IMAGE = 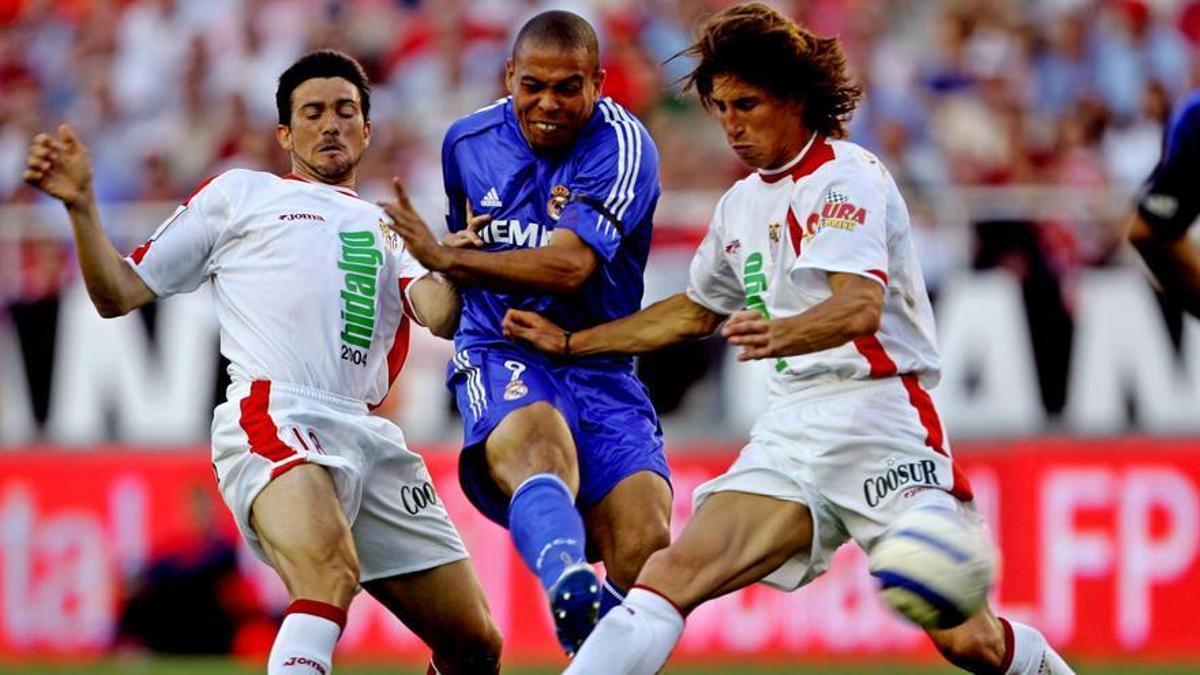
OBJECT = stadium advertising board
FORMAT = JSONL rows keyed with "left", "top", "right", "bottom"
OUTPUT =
{"left": 1, "top": 440, "right": 1198, "bottom": 663}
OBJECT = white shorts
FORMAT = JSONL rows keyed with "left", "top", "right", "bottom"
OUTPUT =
{"left": 693, "top": 375, "right": 974, "bottom": 591}
{"left": 211, "top": 380, "right": 468, "bottom": 582}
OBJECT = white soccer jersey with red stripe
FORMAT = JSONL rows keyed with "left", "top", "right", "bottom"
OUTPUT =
{"left": 687, "top": 135, "right": 941, "bottom": 402}
{"left": 126, "top": 169, "right": 428, "bottom": 407}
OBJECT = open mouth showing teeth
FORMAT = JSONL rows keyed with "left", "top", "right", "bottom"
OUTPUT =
{"left": 532, "top": 122, "right": 562, "bottom": 132}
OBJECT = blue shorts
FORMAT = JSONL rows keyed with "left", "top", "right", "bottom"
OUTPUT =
{"left": 447, "top": 343, "right": 670, "bottom": 527}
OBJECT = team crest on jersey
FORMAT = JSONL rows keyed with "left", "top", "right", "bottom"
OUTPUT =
{"left": 547, "top": 184, "right": 571, "bottom": 221}
{"left": 768, "top": 222, "right": 782, "bottom": 260}
{"left": 377, "top": 218, "right": 401, "bottom": 252}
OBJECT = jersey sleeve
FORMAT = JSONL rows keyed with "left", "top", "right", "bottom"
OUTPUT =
{"left": 395, "top": 244, "right": 431, "bottom": 325}
{"left": 789, "top": 170, "right": 889, "bottom": 291}
{"left": 555, "top": 104, "right": 661, "bottom": 261}
{"left": 441, "top": 132, "right": 469, "bottom": 233}
{"left": 1137, "top": 99, "right": 1200, "bottom": 240}
{"left": 125, "top": 176, "right": 228, "bottom": 297}
{"left": 685, "top": 196, "right": 744, "bottom": 315}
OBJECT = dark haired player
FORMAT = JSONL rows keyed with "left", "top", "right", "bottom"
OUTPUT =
{"left": 500, "top": 5, "right": 1072, "bottom": 673}
{"left": 23, "top": 49, "right": 501, "bottom": 675}
{"left": 1128, "top": 92, "right": 1200, "bottom": 317}
{"left": 380, "top": 10, "right": 671, "bottom": 656}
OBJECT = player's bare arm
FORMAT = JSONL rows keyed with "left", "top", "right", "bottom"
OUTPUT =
{"left": 503, "top": 292, "right": 725, "bottom": 357}
{"left": 407, "top": 273, "right": 461, "bottom": 339}
{"left": 22, "top": 124, "right": 155, "bottom": 317}
{"left": 723, "top": 273, "right": 883, "bottom": 362}
{"left": 380, "top": 178, "right": 598, "bottom": 293}
{"left": 1127, "top": 213, "right": 1200, "bottom": 317}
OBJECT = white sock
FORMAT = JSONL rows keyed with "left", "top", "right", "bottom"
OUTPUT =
{"left": 565, "top": 587, "right": 685, "bottom": 675}
{"left": 1002, "top": 618, "right": 1075, "bottom": 675}
{"left": 268, "top": 604, "right": 344, "bottom": 675}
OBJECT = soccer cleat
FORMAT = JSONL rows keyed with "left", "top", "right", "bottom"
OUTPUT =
{"left": 548, "top": 562, "right": 601, "bottom": 656}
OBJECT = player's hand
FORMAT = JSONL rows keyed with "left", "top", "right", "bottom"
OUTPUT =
{"left": 502, "top": 309, "right": 568, "bottom": 355}
{"left": 443, "top": 200, "right": 491, "bottom": 249}
{"left": 721, "top": 310, "right": 779, "bottom": 361}
{"left": 22, "top": 124, "right": 94, "bottom": 208}
{"left": 379, "top": 177, "right": 449, "bottom": 270}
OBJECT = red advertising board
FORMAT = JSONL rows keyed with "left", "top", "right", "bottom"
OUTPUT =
{"left": 1, "top": 439, "right": 1199, "bottom": 664}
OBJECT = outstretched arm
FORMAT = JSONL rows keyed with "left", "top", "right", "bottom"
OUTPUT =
{"left": 379, "top": 178, "right": 597, "bottom": 293}
{"left": 503, "top": 292, "right": 726, "bottom": 357}
{"left": 723, "top": 273, "right": 883, "bottom": 361}
{"left": 23, "top": 125, "right": 154, "bottom": 317}
{"left": 1127, "top": 214, "right": 1200, "bottom": 317}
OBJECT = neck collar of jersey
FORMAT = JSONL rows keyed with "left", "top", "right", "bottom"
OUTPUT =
{"left": 756, "top": 132, "right": 826, "bottom": 184}
{"left": 281, "top": 172, "right": 360, "bottom": 198}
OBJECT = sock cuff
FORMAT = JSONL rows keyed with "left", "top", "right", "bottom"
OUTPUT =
{"left": 511, "top": 472, "right": 574, "bottom": 503}
{"left": 286, "top": 599, "right": 348, "bottom": 631}
{"left": 630, "top": 585, "right": 687, "bottom": 621}
{"left": 603, "top": 577, "right": 628, "bottom": 600}
{"left": 997, "top": 616, "right": 1015, "bottom": 673}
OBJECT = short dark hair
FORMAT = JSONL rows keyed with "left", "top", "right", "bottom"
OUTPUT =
{"left": 512, "top": 10, "right": 600, "bottom": 69}
{"left": 275, "top": 49, "right": 371, "bottom": 125}
{"left": 681, "top": 3, "right": 862, "bottom": 139}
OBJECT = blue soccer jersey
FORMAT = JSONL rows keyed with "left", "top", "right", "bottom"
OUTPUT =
{"left": 1138, "top": 92, "right": 1200, "bottom": 239}
{"left": 441, "top": 96, "right": 669, "bottom": 526}
{"left": 442, "top": 96, "right": 661, "bottom": 366}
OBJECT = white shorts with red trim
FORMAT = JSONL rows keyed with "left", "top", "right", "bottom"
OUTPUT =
{"left": 211, "top": 380, "right": 467, "bottom": 582}
{"left": 692, "top": 375, "right": 974, "bottom": 592}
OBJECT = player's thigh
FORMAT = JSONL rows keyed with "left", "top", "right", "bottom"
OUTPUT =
{"left": 362, "top": 560, "right": 502, "bottom": 662}
{"left": 250, "top": 463, "right": 358, "bottom": 598}
{"left": 641, "top": 490, "right": 813, "bottom": 612}
{"left": 584, "top": 470, "right": 672, "bottom": 585}
{"left": 485, "top": 400, "right": 579, "bottom": 494}
{"left": 925, "top": 604, "right": 1007, "bottom": 671}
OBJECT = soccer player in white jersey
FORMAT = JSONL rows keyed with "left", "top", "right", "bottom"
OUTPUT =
{"left": 22, "top": 50, "right": 502, "bottom": 674}
{"left": 502, "top": 5, "right": 1072, "bottom": 674}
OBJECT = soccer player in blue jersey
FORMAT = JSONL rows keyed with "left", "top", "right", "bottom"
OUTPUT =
{"left": 380, "top": 10, "right": 671, "bottom": 655}
{"left": 1128, "top": 91, "right": 1200, "bottom": 317}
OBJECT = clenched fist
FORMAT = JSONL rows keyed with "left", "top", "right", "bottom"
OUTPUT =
{"left": 22, "top": 124, "right": 94, "bottom": 208}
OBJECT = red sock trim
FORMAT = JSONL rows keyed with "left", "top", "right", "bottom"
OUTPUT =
{"left": 632, "top": 584, "right": 688, "bottom": 619}
{"left": 286, "top": 599, "right": 348, "bottom": 632}
{"left": 997, "top": 617, "right": 1015, "bottom": 673}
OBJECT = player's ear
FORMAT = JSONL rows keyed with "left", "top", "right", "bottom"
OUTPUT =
{"left": 362, "top": 120, "right": 372, "bottom": 148}
{"left": 504, "top": 58, "right": 516, "bottom": 94}
{"left": 592, "top": 67, "right": 606, "bottom": 97}
{"left": 276, "top": 124, "right": 292, "bottom": 152}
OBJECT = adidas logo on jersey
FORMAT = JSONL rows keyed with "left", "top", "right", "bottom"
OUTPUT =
{"left": 481, "top": 187, "right": 503, "bottom": 208}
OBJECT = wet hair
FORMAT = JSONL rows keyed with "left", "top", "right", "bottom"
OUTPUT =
{"left": 276, "top": 49, "right": 371, "bottom": 125}
{"left": 512, "top": 10, "right": 600, "bottom": 70}
{"left": 681, "top": 2, "right": 862, "bottom": 138}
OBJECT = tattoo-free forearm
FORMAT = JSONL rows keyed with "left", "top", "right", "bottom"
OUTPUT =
{"left": 436, "top": 245, "right": 592, "bottom": 293}
{"left": 768, "top": 279, "right": 882, "bottom": 356}
{"left": 66, "top": 192, "right": 155, "bottom": 317}
{"left": 570, "top": 292, "right": 725, "bottom": 356}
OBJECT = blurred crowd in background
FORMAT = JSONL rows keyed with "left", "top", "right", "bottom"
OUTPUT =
{"left": 2, "top": 0, "right": 1199, "bottom": 427}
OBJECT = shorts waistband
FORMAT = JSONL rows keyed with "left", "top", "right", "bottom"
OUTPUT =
{"left": 769, "top": 375, "right": 904, "bottom": 409}
{"left": 227, "top": 380, "right": 368, "bottom": 415}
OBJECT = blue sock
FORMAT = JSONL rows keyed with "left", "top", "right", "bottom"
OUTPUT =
{"left": 508, "top": 473, "right": 587, "bottom": 592}
{"left": 599, "top": 577, "right": 627, "bottom": 617}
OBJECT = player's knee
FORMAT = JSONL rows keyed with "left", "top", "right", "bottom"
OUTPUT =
{"left": 276, "top": 534, "right": 360, "bottom": 603}
{"left": 607, "top": 523, "right": 671, "bottom": 588}
{"left": 640, "top": 543, "right": 699, "bottom": 584}
{"left": 434, "top": 616, "right": 503, "bottom": 673}
{"left": 927, "top": 616, "right": 1006, "bottom": 672}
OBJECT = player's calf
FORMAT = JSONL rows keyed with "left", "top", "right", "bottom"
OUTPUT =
{"left": 428, "top": 623, "right": 503, "bottom": 674}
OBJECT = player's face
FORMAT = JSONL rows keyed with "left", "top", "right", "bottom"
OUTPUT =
{"left": 506, "top": 44, "right": 604, "bottom": 153}
{"left": 707, "top": 75, "right": 809, "bottom": 170}
{"left": 276, "top": 77, "right": 371, "bottom": 185}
